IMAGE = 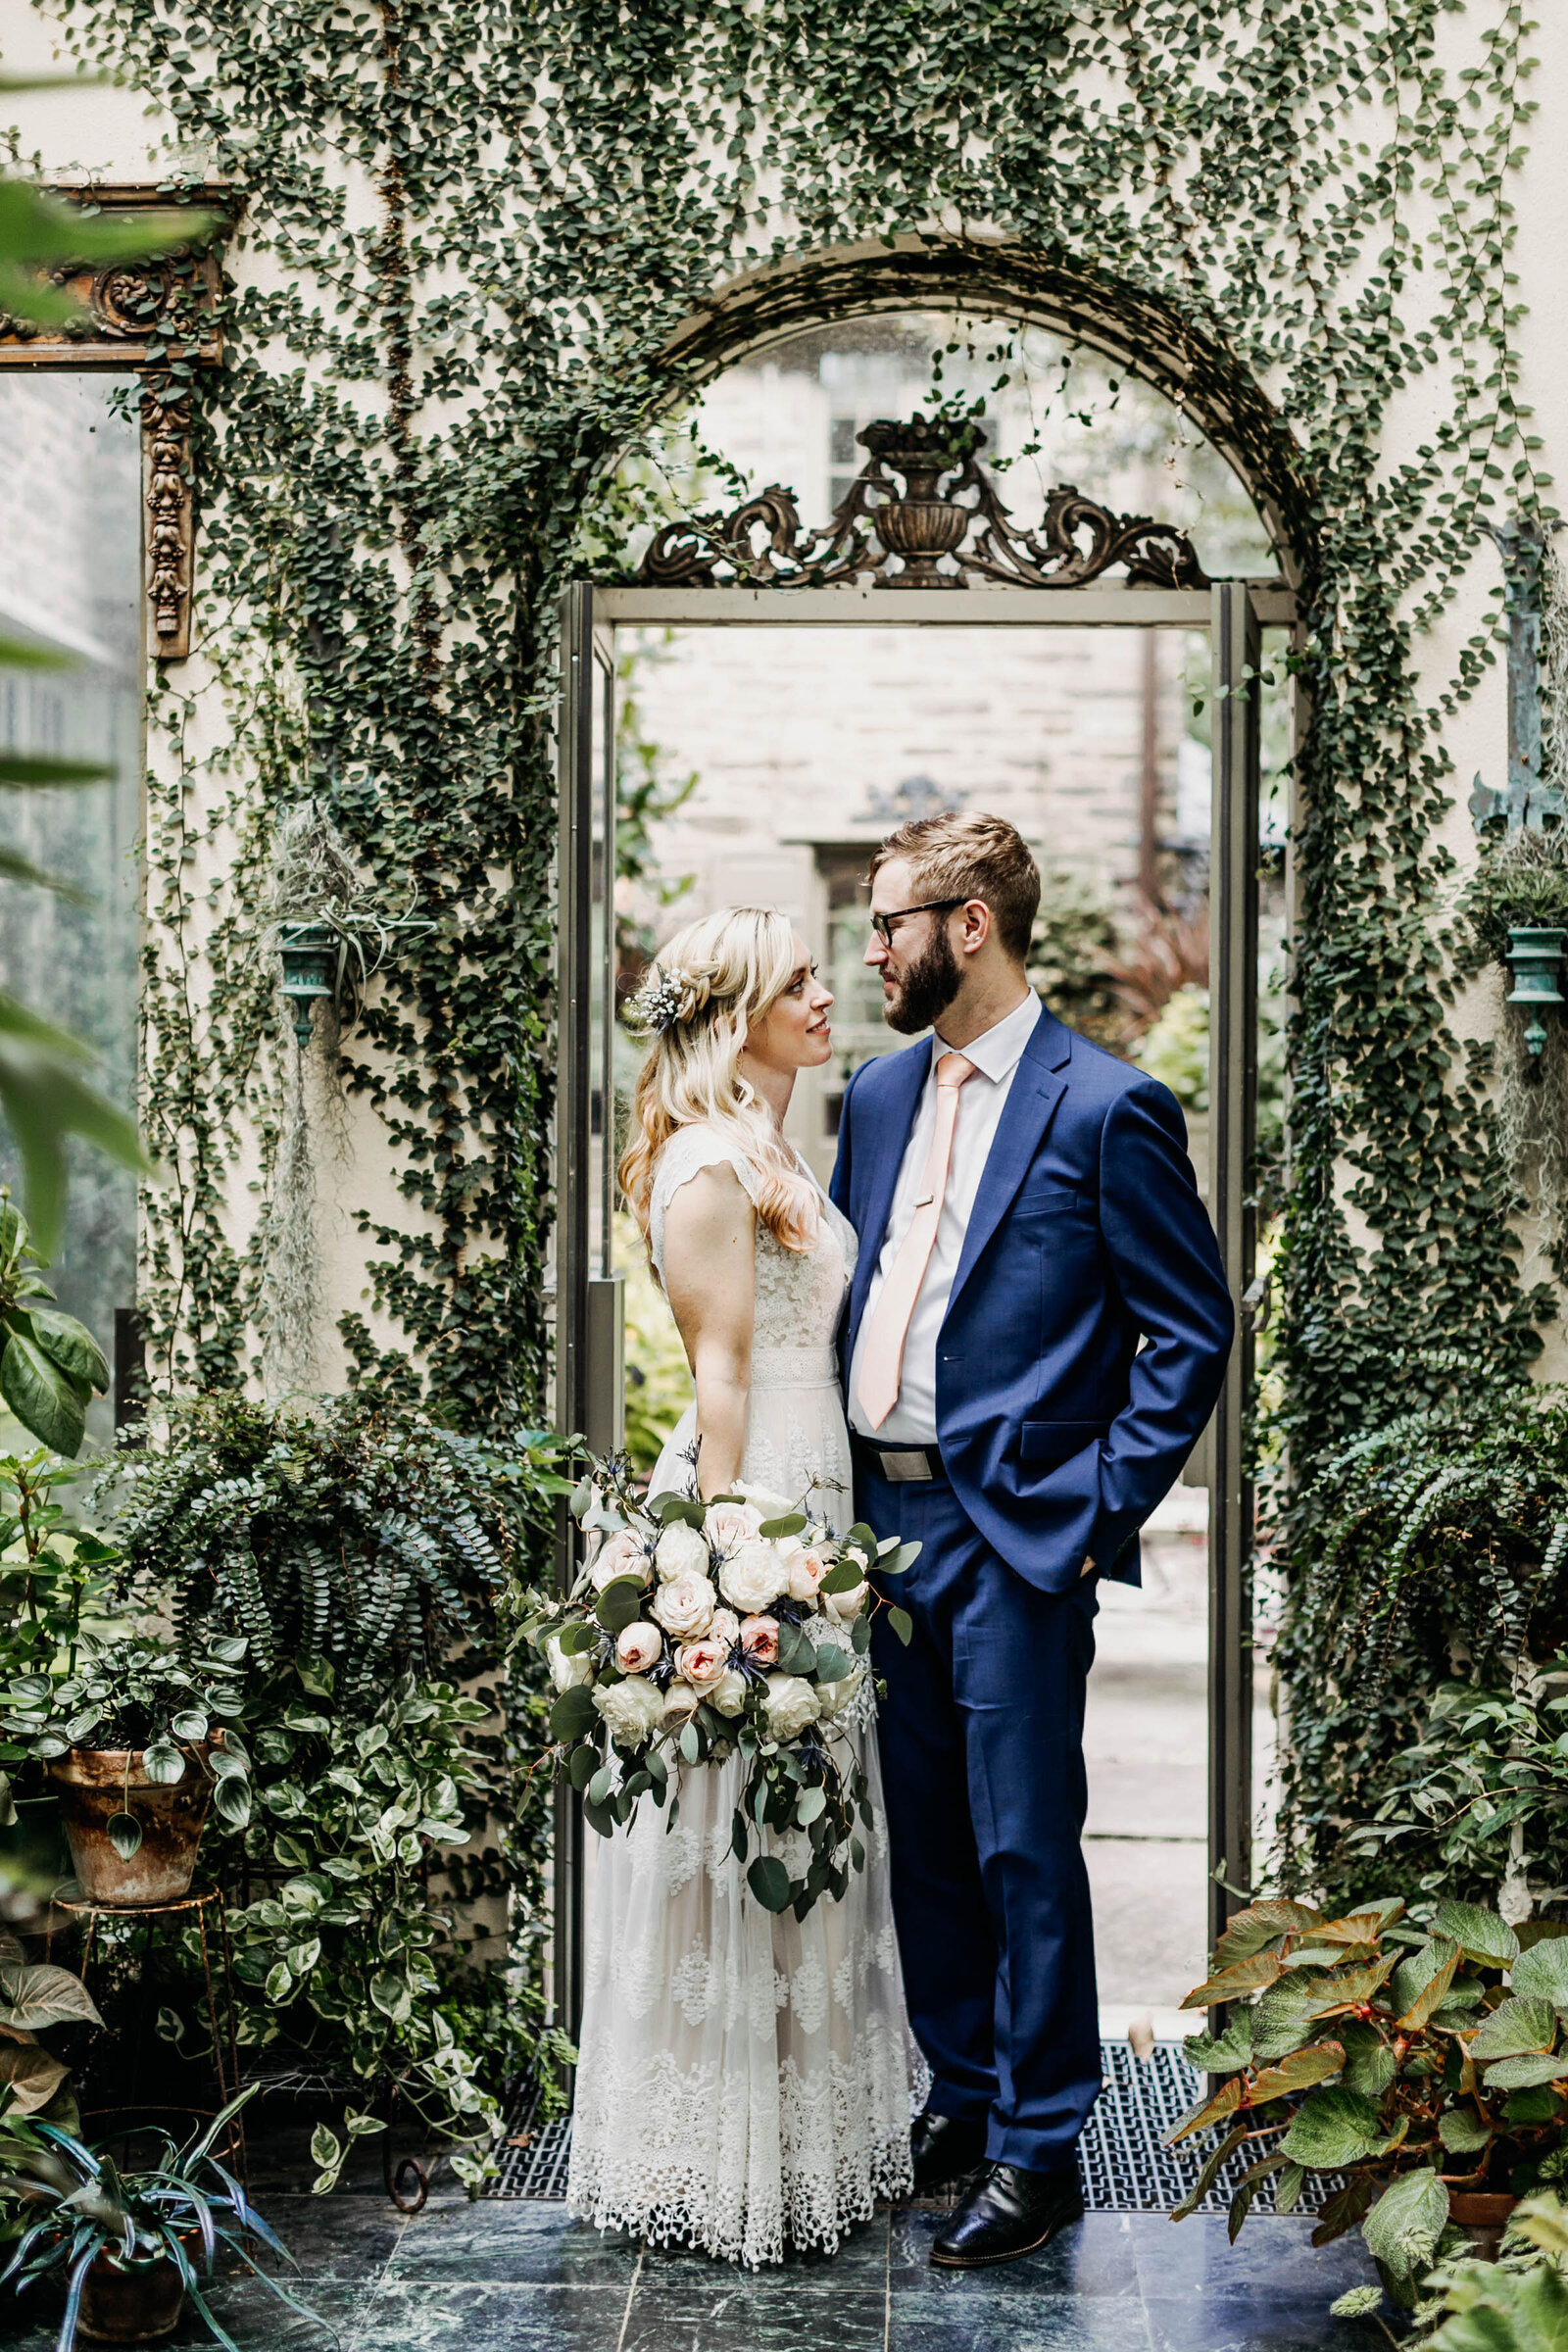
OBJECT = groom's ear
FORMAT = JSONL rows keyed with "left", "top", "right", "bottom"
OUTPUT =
{"left": 957, "top": 898, "right": 993, "bottom": 955}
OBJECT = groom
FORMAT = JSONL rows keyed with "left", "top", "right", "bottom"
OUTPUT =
{"left": 830, "top": 810, "right": 1233, "bottom": 2268}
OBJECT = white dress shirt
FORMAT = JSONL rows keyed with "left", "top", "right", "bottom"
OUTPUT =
{"left": 848, "top": 990, "right": 1043, "bottom": 1446}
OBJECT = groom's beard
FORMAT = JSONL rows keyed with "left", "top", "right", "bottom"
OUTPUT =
{"left": 883, "top": 924, "right": 963, "bottom": 1035}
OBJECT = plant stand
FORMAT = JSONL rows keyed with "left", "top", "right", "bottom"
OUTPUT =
{"left": 47, "top": 1886, "right": 248, "bottom": 2181}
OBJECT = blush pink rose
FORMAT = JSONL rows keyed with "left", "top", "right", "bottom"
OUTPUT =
{"left": 590, "top": 1528, "right": 652, "bottom": 1592}
{"left": 739, "top": 1614, "right": 780, "bottom": 1664}
{"left": 709, "top": 1607, "right": 741, "bottom": 1652}
{"left": 703, "top": 1500, "right": 762, "bottom": 1555}
{"left": 614, "top": 1621, "right": 662, "bottom": 1675}
{"left": 787, "top": 1548, "right": 829, "bottom": 1605}
{"left": 676, "top": 1637, "right": 730, "bottom": 1692}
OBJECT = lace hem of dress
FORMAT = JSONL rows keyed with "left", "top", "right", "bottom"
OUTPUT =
{"left": 566, "top": 2035, "right": 925, "bottom": 2269}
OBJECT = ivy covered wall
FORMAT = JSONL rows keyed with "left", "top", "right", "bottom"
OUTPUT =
{"left": 2, "top": 0, "right": 1564, "bottom": 1883}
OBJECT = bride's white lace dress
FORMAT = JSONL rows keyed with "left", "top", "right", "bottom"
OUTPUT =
{"left": 566, "top": 1122, "right": 927, "bottom": 2268}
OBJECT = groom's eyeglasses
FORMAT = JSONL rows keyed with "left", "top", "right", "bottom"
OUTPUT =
{"left": 868, "top": 899, "right": 964, "bottom": 948}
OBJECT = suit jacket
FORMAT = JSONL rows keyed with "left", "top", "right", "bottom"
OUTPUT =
{"left": 829, "top": 1004, "right": 1235, "bottom": 1593}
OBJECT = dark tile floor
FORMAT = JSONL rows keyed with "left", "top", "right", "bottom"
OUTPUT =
{"left": 7, "top": 2191, "right": 1384, "bottom": 2352}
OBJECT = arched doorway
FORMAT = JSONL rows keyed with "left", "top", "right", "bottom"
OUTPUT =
{"left": 552, "top": 265, "right": 1302, "bottom": 2072}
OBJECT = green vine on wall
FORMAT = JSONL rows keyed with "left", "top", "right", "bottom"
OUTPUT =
{"left": 34, "top": 0, "right": 1554, "bottom": 1902}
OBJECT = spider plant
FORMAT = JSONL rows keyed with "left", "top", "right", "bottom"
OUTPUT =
{"left": 0, "top": 2083, "right": 325, "bottom": 2352}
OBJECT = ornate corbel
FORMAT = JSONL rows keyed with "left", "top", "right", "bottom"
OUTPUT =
{"left": 0, "top": 183, "right": 234, "bottom": 662}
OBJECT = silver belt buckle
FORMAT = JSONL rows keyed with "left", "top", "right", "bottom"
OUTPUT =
{"left": 880, "top": 1447, "right": 934, "bottom": 1483}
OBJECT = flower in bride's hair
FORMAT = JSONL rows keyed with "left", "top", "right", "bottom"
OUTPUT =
{"left": 546, "top": 1635, "right": 591, "bottom": 1692}
{"left": 590, "top": 1528, "right": 652, "bottom": 1592}
{"left": 703, "top": 1500, "right": 762, "bottom": 1555}
{"left": 627, "top": 962, "right": 710, "bottom": 1037}
{"left": 762, "top": 1674, "right": 819, "bottom": 1742}
{"left": 815, "top": 1664, "right": 866, "bottom": 1723}
{"left": 650, "top": 1568, "right": 716, "bottom": 1641}
{"left": 614, "top": 1622, "right": 662, "bottom": 1675}
{"left": 739, "top": 1614, "right": 779, "bottom": 1665}
{"left": 787, "top": 1547, "right": 829, "bottom": 1605}
{"left": 710, "top": 1667, "right": 749, "bottom": 1719}
{"left": 675, "top": 1637, "right": 729, "bottom": 1693}
{"left": 654, "top": 1521, "right": 710, "bottom": 1583}
{"left": 719, "top": 1539, "right": 792, "bottom": 1615}
{"left": 592, "top": 1675, "right": 664, "bottom": 1749}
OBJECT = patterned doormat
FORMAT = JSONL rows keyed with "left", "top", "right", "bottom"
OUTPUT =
{"left": 490, "top": 2040, "right": 1328, "bottom": 2217}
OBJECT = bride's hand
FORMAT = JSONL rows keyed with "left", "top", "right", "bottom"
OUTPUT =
{"left": 662, "top": 1162, "right": 756, "bottom": 1500}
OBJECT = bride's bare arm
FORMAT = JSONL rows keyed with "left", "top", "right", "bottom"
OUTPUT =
{"left": 661, "top": 1164, "right": 756, "bottom": 1500}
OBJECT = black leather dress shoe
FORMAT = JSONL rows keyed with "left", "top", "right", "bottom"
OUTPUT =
{"left": 909, "top": 2109, "right": 988, "bottom": 2193}
{"left": 930, "top": 2160, "right": 1084, "bottom": 2267}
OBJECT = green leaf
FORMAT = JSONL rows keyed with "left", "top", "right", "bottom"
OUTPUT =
{"left": 549, "top": 1684, "right": 597, "bottom": 1741}
{"left": 24, "top": 1308, "right": 108, "bottom": 1395}
{"left": 1212, "top": 1899, "right": 1324, "bottom": 1967}
{"left": 813, "top": 1644, "right": 856, "bottom": 1684}
{"left": 0, "top": 1961, "right": 101, "bottom": 2032}
{"left": 141, "top": 1740, "right": 185, "bottom": 1787}
{"left": 819, "top": 1562, "right": 864, "bottom": 1594}
{"left": 1362, "top": 2169, "right": 1448, "bottom": 2296}
{"left": 679, "top": 1722, "right": 701, "bottom": 1765}
{"left": 757, "top": 1514, "right": 808, "bottom": 1539}
{"left": 1470, "top": 1996, "right": 1556, "bottom": 2060}
{"left": 1182, "top": 1949, "right": 1285, "bottom": 2008}
{"left": 588, "top": 1765, "right": 614, "bottom": 1807}
{"left": 747, "top": 1854, "right": 791, "bottom": 1913}
{"left": 1248, "top": 2040, "right": 1346, "bottom": 2105}
{"left": 796, "top": 1786, "right": 826, "bottom": 1825}
{"left": 886, "top": 1606, "right": 912, "bottom": 1647}
{"left": 556, "top": 1621, "right": 599, "bottom": 1656}
{"left": 1170, "top": 2122, "right": 1250, "bottom": 2222}
{"left": 212, "top": 1777, "right": 250, "bottom": 1829}
{"left": 0, "top": 1330, "right": 83, "bottom": 1457}
{"left": 170, "top": 1711, "right": 209, "bottom": 1741}
{"left": 1483, "top": 2053, "right": 1568, "bottom": 2091}
{"left": 1165, "top": 2075, "right": 1243, "bottom": 2145}
{"left": 309, "top": 2125, "right": 342, "bottom": 2194}
{"left": 265, "top": 1962, "right": 293, "bottom": 2004}
{"left": 1280, "top": 2085, "right": 1382, "bottom": 2170}
{"left": 1438, "top": 2109, "right": 1492, "bottom": 2153}
{"left": 1183, "top": 2011, "right": 1254, "bottom": 2073}
{"left": 1275, "top": 2162, "right": 1305, "bottom": 2216}
{"left": 1512, "top": 1937, "right": 1568, "bottom": 2010}
{"left": 105, "top": 1810, "right": 141, "bottom": 1860}
{"left": 1432, "top": 1902, "right": 1519, "bottom": 1970}
{"left": 1396, "top": 1941, "right": 1459, "bottom": 2032}
{"left": 567, "top": 1743, "right": 597, "bottom": 1792}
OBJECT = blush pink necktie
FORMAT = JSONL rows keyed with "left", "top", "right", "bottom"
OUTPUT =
{"left": 856, "top": 1052, "right": 976, "bottom": 1432}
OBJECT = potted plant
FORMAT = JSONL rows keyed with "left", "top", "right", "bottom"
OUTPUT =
{"left": 0, "top": 1923, "right": 100, "bottom": 2126}
{"left": 1168, "top": 1895, "right": 1568, "bottom": 2306}
{"left": 0, "top": 1196, "right": 112, "bottom": 1459}
{"left": 1, "top": 1637, "right": 252, "bottom": 1906}
{"left": 0, "top": 2084, "right": 323, "bottom": 2349}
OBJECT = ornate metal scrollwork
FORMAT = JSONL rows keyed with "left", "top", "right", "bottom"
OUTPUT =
{"left": 636, "top": 415, "right": 1211, "bottom": 592}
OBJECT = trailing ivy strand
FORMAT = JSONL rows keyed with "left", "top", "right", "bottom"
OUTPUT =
{"left": 35, "top": 1, "right": 1556, "bottom": 1913}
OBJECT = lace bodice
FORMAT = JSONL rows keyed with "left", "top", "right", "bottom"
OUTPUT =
{"left": 649, "top": 1124, "right": 858, "bottom": 1383}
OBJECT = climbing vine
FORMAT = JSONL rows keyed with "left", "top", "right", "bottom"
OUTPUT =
{"left": 34, "top": 0, "right": 1555, "bottom": 1901}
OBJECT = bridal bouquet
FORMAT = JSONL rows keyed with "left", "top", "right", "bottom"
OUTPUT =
{"left": 516, "top": 1459, "right": 918, "bottom": 1921}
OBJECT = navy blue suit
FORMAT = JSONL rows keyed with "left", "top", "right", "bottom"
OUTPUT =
{"left": 830, "top": 1004, "right": 1233, "bottom": 2168}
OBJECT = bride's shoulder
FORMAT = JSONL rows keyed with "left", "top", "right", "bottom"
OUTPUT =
{"left": 652, "top": 1122, "right": 760, "bottom": 1201}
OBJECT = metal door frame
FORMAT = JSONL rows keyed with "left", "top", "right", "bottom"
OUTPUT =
{"left": 553, "top": 577, "right": 1285, "bottom": 2037}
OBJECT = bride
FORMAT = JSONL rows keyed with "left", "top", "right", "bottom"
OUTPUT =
{"left": 565, "top": 905, "right": 926, "bottom": 2268}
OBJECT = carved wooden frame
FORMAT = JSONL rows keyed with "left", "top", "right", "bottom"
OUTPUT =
{"left": 0, "top": 184, "right": 235, "bottom": 661}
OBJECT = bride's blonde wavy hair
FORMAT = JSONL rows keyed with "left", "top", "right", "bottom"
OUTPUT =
{"left": 618, "top": 906, "right": 820, "bottom": 1260}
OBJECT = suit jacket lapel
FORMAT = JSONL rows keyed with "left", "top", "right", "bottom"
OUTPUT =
{"left": 847, "top": 1042, "right": 930, "bottom": 1351}
{"left": 947, "top": 1010, "right": 1071, "bottom": 1316}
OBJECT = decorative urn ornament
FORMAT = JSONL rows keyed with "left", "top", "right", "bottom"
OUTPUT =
{"left": 1504, "top": 922, "right": 1566, "bottom": 1056}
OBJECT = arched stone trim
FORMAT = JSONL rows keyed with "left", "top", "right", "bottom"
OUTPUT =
{"left": 649, "top": 233, "right": 1307, "bottom": 584}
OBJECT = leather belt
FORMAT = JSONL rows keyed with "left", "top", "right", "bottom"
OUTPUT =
{"left": 854, "top": 1436, "right": 948, "bottom": 1484}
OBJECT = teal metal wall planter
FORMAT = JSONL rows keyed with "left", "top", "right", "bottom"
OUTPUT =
{"left": 1504, "top": 923, "right": 1567, "bottom": 1057}
{"left": 277, "top": 924, "right": 339, "bottom": 1053}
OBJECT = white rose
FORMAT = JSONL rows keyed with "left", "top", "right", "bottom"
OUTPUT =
{"left": 815, "top": 1664, "right": 866, "bottom": 1722}
{"left": 591, "top": 1528, "right": 653, "bottom": 1592}
{"left": 592, "top": 1675, "right": 664, "bottom": 1749}
{"left": 787, "top": 1547, "right": 830, "bottom": 1606}
{"left": 650, "top": 1569, "right": 716, "bottom": 1641}
{"left": 654, "top": 1521, "right": 710, "bottom": 1582}
{"left": 822, "top": 1577, "right": 868, "bottom": 1624}
{"left": 708, "top": 1606, "right": 741, "bottom": 1651}
{"left": 736, "top": 1483, "right": 794, "bottom": 1521}
{"left": 661, "top": 1681, "right": 700, "bottom": 1730}
{"left": 704, "top": 1500, "right": 762, "bottom": 1555}
{"left": 710, "top": 1667, "right": 750, "bottom": 1719}
{"left": 546, "top": 1635, "right": 591, "bottom": 1692}
{"left": 762, "top": 1673, "right": 819, "bottom": 1741}
{"left": 719, "top": 1539, "right": 792, "bottom": 1615}
{"left": 615, "top": 1622, "right": 662, "bottom": 1675}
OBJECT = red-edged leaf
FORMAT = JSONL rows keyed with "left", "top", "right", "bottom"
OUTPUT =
{"left": 1212, "top": 1899, "right": 1324, "bottom": 1967}
{"left": 1182, "top": 1951, "right": 1285, "bottom": 2010}
{"left": 1398, "top": 1947, "right": 1460, "bottom": 2033}
{"left": 1304, "top": 1951, "right": 1397, "bottom": 2016}
{"left": 1248, "top": 2040, "right": 1346, "bottom": 2105}
{"left": 1165, "top": 2075, "right": 1243, "bottom": 2145}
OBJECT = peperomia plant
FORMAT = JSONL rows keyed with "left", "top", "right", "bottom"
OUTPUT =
{"left": 1, "top": 1634, "right": 253, "bottom": 1857}
{"left": 1169, "top": 1897, "right": 1568, "bottom": 2305}
{"left": 0, "top": 1195, "right": 110, "bottom": 1458}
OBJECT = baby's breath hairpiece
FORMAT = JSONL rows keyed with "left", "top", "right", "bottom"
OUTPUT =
{"left": 628, "top": 965, "right": 694, "bottom": 1037}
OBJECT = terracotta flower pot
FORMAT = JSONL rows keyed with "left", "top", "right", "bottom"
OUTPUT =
{"left": 49, "top": 1740, "right": 219, "bottom": 1907}
{"left": 1449, "top": 2189, "right": 1519, "bottom": 2263}
{"left": 78, "top": 2246, "right": 188, "bottom": 2344}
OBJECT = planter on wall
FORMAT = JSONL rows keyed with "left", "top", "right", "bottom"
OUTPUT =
{"left": 49, "top": 1740, "right": 220, "bottom": 1907}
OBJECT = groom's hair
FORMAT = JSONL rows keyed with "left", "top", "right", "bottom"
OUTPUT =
{"left": 868, "top": 811, "right": 1041, "bottom": 963}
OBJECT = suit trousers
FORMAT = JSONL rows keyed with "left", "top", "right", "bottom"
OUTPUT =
{"left": 858, "top": 1450, "right": 1102, "bottom": 2172}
